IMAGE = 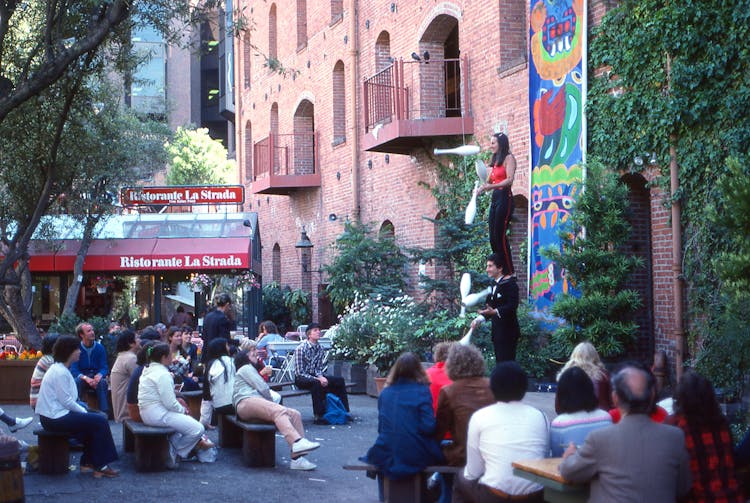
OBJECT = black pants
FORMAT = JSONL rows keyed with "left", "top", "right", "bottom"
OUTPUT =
{"left": 294, "top": 375, "right": 350, "bottom": 417}
{"left": 488, "top": 188, "right": 514, "bottom": 275}
{"left": 491, "top": 321, "right": 518, "bottom": 363}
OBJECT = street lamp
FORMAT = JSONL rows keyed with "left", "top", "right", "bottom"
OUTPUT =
{"left": 295, "top": 226, "right": 314, "bottom": 272}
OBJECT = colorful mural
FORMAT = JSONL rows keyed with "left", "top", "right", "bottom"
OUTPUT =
{"left": 528, "top": 0, "right": 585, "bottom": 310}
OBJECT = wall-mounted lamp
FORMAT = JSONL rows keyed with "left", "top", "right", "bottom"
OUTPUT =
{"left": 336, "top": 171, "right": 341, "bottom": 180}
{"left": 390, "top": 3, "right": 397, "bottom": 13}
{"left": 365, "top": 20, "right": 370, "bottom": 29}
{"left": 295, "top": 227, "right": 314, "bottom": 273}
{"left": 384, "top": 154, "right": 390, "bottom": 164}
{"left": 367, "top": 159, "right": 373, "bottom": 169}
{"left": 243, "top": 219, "right": 254, "bottom": 234}
{"left": 634, "top": 152, "right": 658, "bottom": 166}
{"left": 328, "top": 213, "right": 338, "bottom": 222}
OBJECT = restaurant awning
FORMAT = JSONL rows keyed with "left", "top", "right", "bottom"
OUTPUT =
{"left": 25, "top": 212, "right": 258, "bottom": 273}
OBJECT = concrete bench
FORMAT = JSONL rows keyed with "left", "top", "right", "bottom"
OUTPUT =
{"left": 33, "top": 429, "right": 71, "bottom": 475}
{"left": 343, "top": 463, "right": 460, "bottom": 503}
{"left": 122, "top": 419, "right": 175, "bottom": 472}
{"left": 225, "top": 415, "right": 277, "bottom": 468}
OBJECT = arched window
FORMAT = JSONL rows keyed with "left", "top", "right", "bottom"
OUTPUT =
{"left": 332, "top": 61, "right": 346, "bottom": 145}
{"left": 243, "top": 36, "right": 252, "bottom": 88}
{"left": 293, "top": 100, "right": 315, "bottom": 175}
{"left": 244, "top": 121, "right": 253, "bottom": 180}
{"left": 331, "top": 0, "right": 343, "bottom": 24}
{"left": 375, "top": 31, "right": 391, "bottom": 71}
{"left": 272, "top": 243, "right": 281, "bottom": 283}
{"left": 498, "top": 0, "right": 527, "bottom": 72}
{"left": 379, "top": 220, "right": 395, "bottom": 240}
{"left": 270, "top": 103, "right": 279, "bottom": 172}
{"left": 297, "top": 0, "right": 307, "bottom": 50}
{"left": 269, "top": 4, "right": 278, "bottom": 62}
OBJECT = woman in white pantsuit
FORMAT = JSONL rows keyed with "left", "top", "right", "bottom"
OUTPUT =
{"left": 138, "top": 343, "right": 213, "bottom": 467}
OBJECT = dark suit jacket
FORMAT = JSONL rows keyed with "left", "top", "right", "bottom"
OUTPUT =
{"left": 202, "top": 308, "right": 230, "bottom": 345}
{"left": 435, "top": 377, "right": 495, "bottom": 466}
{"left": 485, "top": 276, "right": 520, "bottom": 342}
{"left": 560, "top": 414, "right": 691, "bottom": 503}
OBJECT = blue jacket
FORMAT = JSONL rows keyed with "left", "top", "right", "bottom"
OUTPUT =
{"left": 70, "top": 341, "right": 109, "bottom": 380}
{"left": 362, "top": 380, "right": 444, "bottom": 479}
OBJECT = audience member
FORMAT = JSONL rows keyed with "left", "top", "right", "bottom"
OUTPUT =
{"left": 167, "top": 326, "right": 199, "bottom": 391}
{"left": 203, "top": 338, "right": 236, "bottom": 416}
{"left": 239, "top": 338, "right": 274, "bottom": 383}
{"left": 233, "top": 350, "right": 320, "bottom": 470}
{"left": 361, "top": 352, "right": 444, "bottom": 490}
{"left": 170, "top": 305, "right": 191, "bottom": 328}
{"left": 69, "top": 322, "right": 109, "bottom": 415}
{"left": 37, "top": 335, "right": 119, "bottom": 478}
{"left": 426, "top": 341, "right": 454, "bottom": 413}
{"left": 138, "top": 343, "right": 213, "bottom": 468}
{"left": 607, "top": 362, "right": 668, "bottom": 424}
{"left": 125, "top": 341, "right": 156, "bottom": 423}
{"left": 557, "top": 342, "right": 612, "bottom": 410}
{"left": 456, "top": 361, "right": 548, "bottom": 502}
{"left": 202, "top": 293, "right": 233, "bottom": 348}
{"left": 294, "top": 323, "right": 350, "bottom": 424}
{"left": 549, "top": 367, "right": 612, "bottom": 457}
{"left": 664, "top": 370, "right": 744, "bottom": 502}
{"left": 110, "top": 330, "right": 139, "bottom": 422}
{"left": 29, "top": 333, "right": 58, "bottom": 411}
{"left": 560, "top": 364, "right": 691, "bottom": 502}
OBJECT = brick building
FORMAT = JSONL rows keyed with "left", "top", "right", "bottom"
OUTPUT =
{"left": 233, "top": 0, "right": 682, "bottom": 368}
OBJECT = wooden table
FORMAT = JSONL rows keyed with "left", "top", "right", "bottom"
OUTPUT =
{"left": 512, "top": 458, "right": 588, "bottom": 503}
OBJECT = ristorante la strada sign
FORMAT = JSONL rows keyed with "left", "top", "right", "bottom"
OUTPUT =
{"left": 120, "top": 185, "right": 245, "bottom": 206}
{"left": 119, "top": 254, "right": 245, "bottom": 270}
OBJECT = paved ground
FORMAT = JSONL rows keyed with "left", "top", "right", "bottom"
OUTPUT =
{"left": 1, "top": 391, "right": 556, "bottom": 503}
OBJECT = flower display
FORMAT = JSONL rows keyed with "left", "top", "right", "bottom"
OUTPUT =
{"left": 189, "top": 274, "right": 212, "bottom": 292}
{"left": 93, "top": 276, "right": 111, "bottom": 288}
{"left": 235, "top": 271, "right": 261, "bottom": 290}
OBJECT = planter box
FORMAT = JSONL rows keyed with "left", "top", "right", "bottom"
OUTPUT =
{"left": 0, "top": 360, "right": 36, "bottom": 404}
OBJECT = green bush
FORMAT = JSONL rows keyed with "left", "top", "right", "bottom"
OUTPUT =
{"left": 284, "top": 287, "right": 311, "bottom": 329}
{"left": 262, "top": 282, "right": 290, "bottom": 333}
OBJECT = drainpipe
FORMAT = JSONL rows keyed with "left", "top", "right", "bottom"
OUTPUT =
{"left": 670, "top": 136, "right": 684, "bottom": 383}
{"left": 349, "top": 0, "right": 361, "bottom": 222}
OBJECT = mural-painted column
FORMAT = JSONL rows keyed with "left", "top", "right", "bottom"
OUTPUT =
{"left": 528, "top": 0, "right": 586, "bottom": 311}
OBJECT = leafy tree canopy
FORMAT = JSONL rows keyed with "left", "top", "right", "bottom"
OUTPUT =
{"left": 165, "top": 127, "right": 234, "bottom": 185}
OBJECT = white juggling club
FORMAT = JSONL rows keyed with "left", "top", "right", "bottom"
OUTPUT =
{"left": 464, "top": 181, "right": 479, "bottom": 225}
{"left": 459, "top": 273, "right": 471, "bottom": 317}
{"left": 459, "top": 327, "right": 473, "bottom": 346}
{"left": 475, "top": 159, "right": 488, "bottom": 183}
{"left": 433, "top": 145, "right": 481, "bottom": 156}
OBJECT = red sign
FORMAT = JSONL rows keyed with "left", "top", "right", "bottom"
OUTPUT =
{"left": 120, "top": 185, "right": 245, "bottom": 206}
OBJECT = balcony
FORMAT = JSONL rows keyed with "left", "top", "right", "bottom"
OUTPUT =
{"left": 250, "top": 133, "right": 321, "bottom": 195}
{"left": 363, "top": 57, "right": 474, "bottom": 154}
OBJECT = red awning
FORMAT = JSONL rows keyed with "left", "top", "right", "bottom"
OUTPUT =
{"left": 27, "top": 237, "right": 249, "bottom": 273}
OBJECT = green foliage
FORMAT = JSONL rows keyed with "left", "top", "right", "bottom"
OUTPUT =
{"left": 164, "top": 127, "right": 235, "bottom": 185}
{"left": 283, "top": 287, "right": 312, "bottom": 329}
{"left": 588, "top": 0, "right": 750, "bottom": 347}
{"left": 261, "top": 282, "right": 290, "bottom": 333}
{"left": 515, "top": 304, "right": 557, "bottom": 380}
{"left": 324, "top": 221, "right": 408, "bottom": 313}
{"left": 542, "top": 161, "right": 643, "bottom": 358}
{"left": 49, "top": 313, "right": 82, "bottom": 336}
{"left": 328, "top": 295, "right": 430, "bottom": 374}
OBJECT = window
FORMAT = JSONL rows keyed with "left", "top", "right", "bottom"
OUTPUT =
{"left": 375, "top": 31, "right": 391, "bottom": 71}
{"left": 297, "top": 0, "right": 307, "bottom": 50}
{"left": 269, "top": 4, "right": 278, "bottom": 62}
{"left": 244, "top": 121, "right": 253, "bottom": 180}
{"left": 130, "top": 25, "right": 165, "bottom": 115}
{"left": 332, "top": 61, "right": 346, "bottom": 145}
{"left": 272, "top": 244, "right": 281, "bottom": 283}
{"left": 331, "top": 0, "right": 343, "bottom": 24}
{"left": 498, "top": 0, "right": 527, "bottom": 73}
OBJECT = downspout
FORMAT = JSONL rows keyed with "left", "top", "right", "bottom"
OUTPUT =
{"left": 349, "top": 0, "right": 361, "bottom": 222}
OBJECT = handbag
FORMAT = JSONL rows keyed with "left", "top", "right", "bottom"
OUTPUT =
{"left": 323, "top": 394, "right": 352, "bottom": 425}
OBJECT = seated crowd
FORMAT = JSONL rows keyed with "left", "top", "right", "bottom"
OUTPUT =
{"left": 4, "top": 320, "right": 748, "bottom": 502}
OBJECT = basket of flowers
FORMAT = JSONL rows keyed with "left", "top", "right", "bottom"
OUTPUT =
{"left": 189, "top": 274, "right": 212, "bottom": 293}
{"left": 94, "top": 276, "right": 110, "bottom": 294}
{"left": 235, "top": 271, "right": 260, "bottom": 291}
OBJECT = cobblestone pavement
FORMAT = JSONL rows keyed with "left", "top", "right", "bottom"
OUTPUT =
{"left": 1, "top": 391, "right": 556, "bottom": 503}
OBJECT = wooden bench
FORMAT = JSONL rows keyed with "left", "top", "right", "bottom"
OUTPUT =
{"left": 122, "top": 419, "right": 175, "bottom": 472}
{"left": 33, "top": 429, "right": 70, "bottom": 475}
{"left": 272, "top": 381, "right": 358, "bottom": 401}
{"left": 179, "top": 390, "right": 203, "bottom": 421}
{"left": 225, "top": 415, "right": 277, "bottom": 467}
{"left": 343, "top": 463, "right": 460, "bottom": 503}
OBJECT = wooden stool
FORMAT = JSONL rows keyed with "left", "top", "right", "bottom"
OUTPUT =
{"left": 33, "top": 429, "right": 70, "bottom": 475}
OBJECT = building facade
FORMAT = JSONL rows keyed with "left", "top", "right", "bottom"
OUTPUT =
{"left": 233, "top": 0, "right": 682, "bottom": 367}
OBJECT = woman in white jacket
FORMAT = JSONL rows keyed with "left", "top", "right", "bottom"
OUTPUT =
{"left": 204, "top": 338, "right": 235, "bottom": 415}
{"left": 138, "top": 343, "right": 212, "bottom": 467}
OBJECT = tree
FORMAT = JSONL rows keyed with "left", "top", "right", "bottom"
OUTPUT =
{"left": 323, "top": 221, "right": 408, "bottom": 313}
{"left": 164, "top": 127, "right": 235, "bottom": 185}
{"left": 542, "top": 161, "right": 643, "bottom": 358}
{"left": 0, "top": 0, "right": 217, "bottom": 347}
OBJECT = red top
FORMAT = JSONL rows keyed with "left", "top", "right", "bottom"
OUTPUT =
{"left": 488, "top": 163, "right": 508, "bottom": 185}
{"left": 609, "top": 405, "right": 668, "bottom": 424}
{"left": 426, "top": 362, "right": 453, "bottom": 414}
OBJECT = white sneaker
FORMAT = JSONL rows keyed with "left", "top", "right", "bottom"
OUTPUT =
{"left": 291, "top": 438, "right": 320, "bottom": 455}
{"left": 9, "top": 417, "right": 32, "bottom": 433}
{"left": 290, "top": 457, "right": 316, "bottom": 470}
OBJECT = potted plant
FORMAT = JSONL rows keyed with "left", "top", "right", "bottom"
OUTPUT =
{"left": 93, "top": 276, "right": 110, "bottom": 294}
{"left": 189, "top": 273, "right": 212, "bottom": 293}
{"left": 235, "top": 271, "right": 260, "bottom": 292}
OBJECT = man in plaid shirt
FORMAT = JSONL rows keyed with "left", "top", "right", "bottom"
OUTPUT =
{"left": 294, "top": 323, "right": 350, "bottom": 424}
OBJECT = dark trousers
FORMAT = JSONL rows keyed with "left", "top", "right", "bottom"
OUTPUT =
{"left": 488, "top": 188, "right": 514, "bottom": 275}
{"left": 294, "top": 375, "right": 350, "bottom": 417}
{"left": 491, "top": 319, "right": 518, "bottom": 363}
{"left": 41, "top": 411, "right": 118, "bottom": 469}
{"left": 77, "top": 376, "right": 109, "bottom": 414}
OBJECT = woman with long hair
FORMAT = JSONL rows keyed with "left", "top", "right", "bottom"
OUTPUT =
{"left": 557, "top": 342, "right": 612, "bottom": 410}
{"left": 664, "top": 370, "right": 744, "bottom": 502}
{"left": 362, "top": 352, "right": 444, "bottom": 483}
{"left": 203, "top": 338, "right": 235, "bottom": 416}
{"left": 36, "top": 335, "right": 119, "bottom": 478}
{"left": 138, "top": 343, "right": 213, "bottom": 468}
{"left": 110, "top": 330, "right": 139, "bottom": 422}
{"left": 476, "top": 132, "right": 516, "bottom": 274}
